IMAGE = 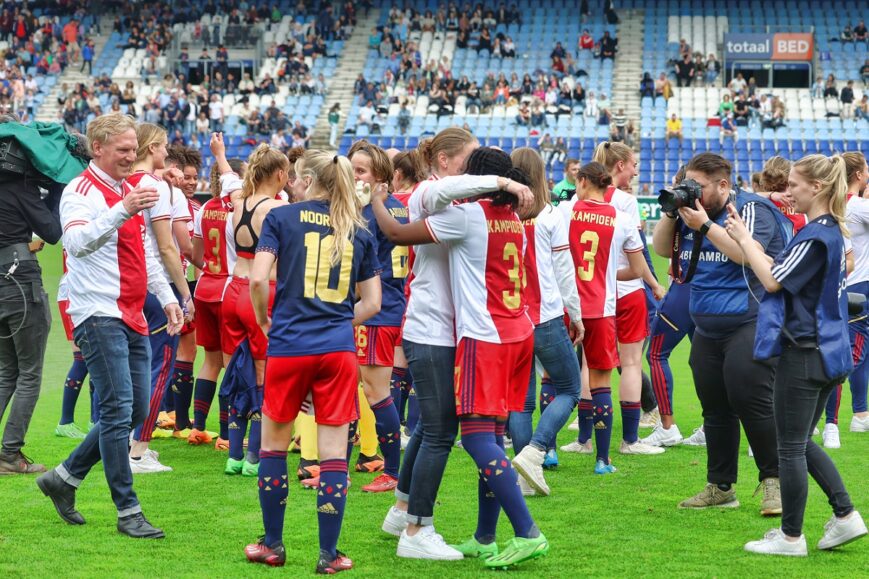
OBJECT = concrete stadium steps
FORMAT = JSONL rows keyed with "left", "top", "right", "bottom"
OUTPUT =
{"left": 36, "top": 16, "right": 115, "bottom": 123}
{"left": 309, "top": 10, "right": 381, "bottom": 149}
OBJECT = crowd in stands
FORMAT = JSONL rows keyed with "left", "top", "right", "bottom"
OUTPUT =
{"left": 55, "top": 0, "right": 349, "bottom": 165}
{"left": 0, "top": 1, "right": 96, "bottom": 119}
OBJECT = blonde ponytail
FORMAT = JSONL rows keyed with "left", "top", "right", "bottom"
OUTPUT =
{"left": 793, "top": 154, "right": 849, "bottom": 237}
{"left": 299, "top": 150, "right": 367, "bottom": 265}
{"left": 242, "top": 143, "right": 288, "bottom": 199}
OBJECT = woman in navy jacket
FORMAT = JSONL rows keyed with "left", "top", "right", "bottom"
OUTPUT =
{"left": 725, "top": 154, "right": 867, "bottom": 557}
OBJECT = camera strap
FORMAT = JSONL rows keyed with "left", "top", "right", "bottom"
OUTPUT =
{"left": 671, "top": 227, "right": 703, "bottom": 284}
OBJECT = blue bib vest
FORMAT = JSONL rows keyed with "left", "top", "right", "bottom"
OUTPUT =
{"left": 688, "top": 192, "right": 793, "bottom": 322}
{"left": 755, "top": 217, "right": 852, "bottom": 382}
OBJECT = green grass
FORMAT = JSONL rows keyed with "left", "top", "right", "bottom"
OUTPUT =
{"left": 1, "top": 244, "right": 868, "bottom": 578}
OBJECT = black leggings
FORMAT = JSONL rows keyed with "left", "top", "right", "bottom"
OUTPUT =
{"left": 689, "top": 322, "right": 778, "bottom": 485}
{"left": 774, "top": 346, "right": 853, "bottom": 537}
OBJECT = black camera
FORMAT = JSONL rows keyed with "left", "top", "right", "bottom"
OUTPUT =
{"left": 658, "top": 178, "right": 703, "bottom": 215}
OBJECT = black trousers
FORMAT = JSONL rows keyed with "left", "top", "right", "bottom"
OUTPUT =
{"left": 774, "top": 346, "right": 853, "bottom": 537}
{"left": 689, "top": 322, "right": 778, "bottom": 485}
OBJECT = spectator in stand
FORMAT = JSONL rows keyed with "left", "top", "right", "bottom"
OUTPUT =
{"left": 551, "top": 41, "right": 567, "bottom": 60}
{"left": 655, "top": 72, "right": 672, "bottom": 101}
{"left": 358, "top": 100, "right": 375, "bottom": 130}
{"left": 719, "top": 112, "right": 737, "bottom": 144}
{"left": 640, "top": 72, "right": 655, "bottom": 101}
{"left": 812, "top": 74, "right": 825, "bottom": 99}
{"left": 824, "top": 76, "right": 839, "bottom": 99}
{"left": 861, "top": 59, "right": 869, "bottom": 88}
{"left": 855, "top": 95, "right": 869, "bottom": 121}
{"left": 728, "top": 72, "right": 747, "bottom": 96}
{"left": 841, "top": 24, "right": 854, "bottom": 42}
{"left": 585, "top": 91, "right": 598, "bottom": 118}
{"left": 675, "top": 53, "right": 695, "bottom": 87}
{"left": 855, "top": 20, "right": 868, "bottom": 41}
{"left": 81, "top": 39, "right": 94, "bottom": 76}
{"left": 705, "top": 54, "right": 721, "bottom": 86}
{"left": 733, "top": 93, "right": 750, "bottom": 126}
{"left": 678, "top": 38, "right": 691, "bottom": 59}
{"left": 610, "top": 108, "right": 629, "bottom": 144}
{"left": 208, "top": 93, "right": 224, "bottom": 132}
{"left": 572, "top": 82, "right": 586, "bottom": 111}
{"left": 516, "top": 101, "right": 531, "bottom": 126}
{"left": 666, "top": 113, "right": 683, "bottom": 142}
{"left": 530, "top": 99, "right": 547, "bottom": 128}
{"left": 477, "top": 26, "right": 493, "bottom": 54}
{"left": 841, "top": 80, "right": 855, "bottom": 119}
{"left": 599, "top": 31, "right": 617, "bottom": 60}
{"left": 578, "top": 29, "right": 594, "bottom": 53}
{"left": 767, "top": 96, "right": 786, "bottom": 129}
{"left": 718, "top": 93, "right": 734, "bottom": 117}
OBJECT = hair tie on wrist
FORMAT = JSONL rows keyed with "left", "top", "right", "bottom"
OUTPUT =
{"left": 333, "top": 155, "right": 339, "bottom": 164}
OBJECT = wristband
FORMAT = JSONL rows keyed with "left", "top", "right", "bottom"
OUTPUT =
{"left": 699, "top": 220, "right": 713, "bottom": 235}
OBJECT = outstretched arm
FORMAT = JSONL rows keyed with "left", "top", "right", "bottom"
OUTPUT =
{"left": 371, "top": 188, "right": 436, "bottom": 246}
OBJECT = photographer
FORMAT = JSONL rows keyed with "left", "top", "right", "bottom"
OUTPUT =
{"left": 652, "top": 153, "right": 788, "bottom": 515}
{"left": 0, "top": 138, "right": 64, "bottom": 475}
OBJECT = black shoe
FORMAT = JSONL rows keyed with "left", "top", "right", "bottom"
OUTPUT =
{"left": 36, "top": 469, "right": 85, "bottom": 525}
{"left": 117, "top": 512, "right": 165, "bottom": 539}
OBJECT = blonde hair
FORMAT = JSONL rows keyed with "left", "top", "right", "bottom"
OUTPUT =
{"left": 134, "top": 122, "right": 167, "bottom": 161}
{"left": 418, "top": 127, "right": 476, "bottom": 170}
{"left": 793, "top": 154, "right": 849, "bottom": 237}
{"left": 842, "top": 151, "right": 867, "bottom": 186}
{"left": 592, "top": 141, "right": 634, "bottom": 174}
{"left": 760, "top": 156, "right": 791, "bottom": 193}
{"left": 242, "top": 143, "right": 289, "bottom": 199}
{"left": 393, "top": 149, "right": 427, "bottom": 189}
{"left": 510, "top": 147, "right": 548, "bottom": 218}
{"left": 86, "top": 113, "right": 136, "bottom": 152}
{"left": 296, "top": 150, "right": 367, "bottom": 265}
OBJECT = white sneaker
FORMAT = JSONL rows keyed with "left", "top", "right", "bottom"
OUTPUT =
{"left": 382, "top": 506, "right": 408, "bottom": 537}
{"left": 744, "top": 528, "right": 807, "bottom": 557}
{"left": 518, "top": 475, "right": 536, "bottom": 497}
{"left": 748, "top": 446, "right": 754, "bottom": 457}
{"left": 683, "top": 426, "right": 707, "bottom": 446}
{"left": 641, "top": 424, "right": 683, "bottom": 447}
{"left": 503, "top": 436, "right": 513, "bottom": 449}
{"left": 560, "top": 440, "right": 593, "bottom": 454}
{"left": 401, "top": 430, "right": 410, "bottom": 451}
{"left": 396, "top": 525, "right": 463, "bottom": 560}
{"left": 129, "top": 454, "right": 172, "bottom": 474}
{"left": 143, "top": 448, "right": 160, "bottom": 460}
{"left": 818, "top": 511, "right": 868, "bottom": 550}
{"left": 850, "top": 414, "right": 869, "bottom": 432}
{"left": 823, "top": 423, "right": 841, "bottom": 449}
{"left": 567, "top": 417, "right": 580, "bottom": 431}
{"left": 812, "top": 426, "right": 820, "bottom": 436}
{"left": 619, "top": 440, "right": 665, "bottom": 455}
{"left": 639, "top": 407, "right": 661, "bottom": 429}
{"left": 512, "top": 445, "right": 550, "bottom": 496}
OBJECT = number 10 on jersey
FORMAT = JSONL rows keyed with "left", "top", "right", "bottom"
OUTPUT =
{"left": 303, "top": 232, "right": 354, "bottom": 303}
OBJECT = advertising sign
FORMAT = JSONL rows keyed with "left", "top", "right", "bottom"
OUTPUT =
{"left": 724, "top": 33, "right": 813, "bottom": 61}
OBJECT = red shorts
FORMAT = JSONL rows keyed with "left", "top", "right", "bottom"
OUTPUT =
{"left": 355, "top": 325, "right": 401, "bottom": 367}
{"left": 455, "top": 335, "right": 534, "bottom": 417}
{"left": 181, "top": 319, "right": 196, "bottom": 336}
{"left": 222, "top": 277, "right": 275, "bottom": 360}
{"left": 615, "top": 289, "right": 649, "bottom": 344}
{"left": 58, "top": 299, "right": 74, "bottom": 342}
{"left": 263, "top": 351, "right": 360, "bottom": 425}
{"left": 582, "top": 316, "right": 620, "bottom": 370}
{"left": 195, "top": 298, "right": 223, "bottom": 351}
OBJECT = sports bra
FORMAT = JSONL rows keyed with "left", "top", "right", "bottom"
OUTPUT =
{"left": 234, "top": 197, "right": 271, "bottom": 259}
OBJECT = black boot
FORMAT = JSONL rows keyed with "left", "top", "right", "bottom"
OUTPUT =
{"left": 36, "top": 469, "right": 85, "bottom": 525}
{"left": 117, "top": 512, "right": 165, "bottom": 539}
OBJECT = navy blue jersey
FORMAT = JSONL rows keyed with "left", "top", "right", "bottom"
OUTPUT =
{"left": 257, "top": 200, "right": 381, "bottom": 356}
{"left": 362, "top": 195, "right": 409, "bottom": 326}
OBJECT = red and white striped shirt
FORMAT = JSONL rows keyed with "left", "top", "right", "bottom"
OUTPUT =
{"left": 60, "top": 162, "right": 177, "bottom": 334}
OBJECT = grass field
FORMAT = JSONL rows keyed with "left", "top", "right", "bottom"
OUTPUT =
{"left": 1, "top": 243, "right": 868, "bottom": 578}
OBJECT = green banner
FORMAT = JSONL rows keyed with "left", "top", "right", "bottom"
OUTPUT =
{"left": 638, "top": 196, "right": 663, "bottom": 222}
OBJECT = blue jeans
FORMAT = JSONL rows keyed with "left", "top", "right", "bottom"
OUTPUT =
{"left": 57, "top": 317, "right": 151, "bottom": 517}
{"left": 508, "top": 317, "right": 581, "bottom": 452}
{"left": 396, "top": 340, "right": 458, "bottom": 525}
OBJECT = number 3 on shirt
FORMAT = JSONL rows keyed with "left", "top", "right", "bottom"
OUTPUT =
{"left": 303, "top": 232, "right": 354, "bottom": 303}
{"left": 502, "top": 242, "right": 522, "bottom": 310}
{"left": 577, "top": 230, "right": 599, "bottom": 281}
{"left": 207, "top": 228, "right": 222, "bottom": 275}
